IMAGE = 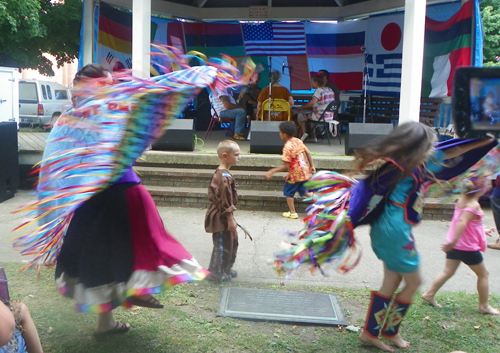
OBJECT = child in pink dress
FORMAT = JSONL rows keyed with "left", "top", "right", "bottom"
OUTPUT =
{"left": 422, "top": 177, "right": 499, "bottom": 315}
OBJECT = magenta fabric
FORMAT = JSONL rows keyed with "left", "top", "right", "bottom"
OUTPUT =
{"left": 126, "top": 184, "right": 193, "bottom": 271}
{"left": 446, "top": 206, "right": 486, "bottom": 252}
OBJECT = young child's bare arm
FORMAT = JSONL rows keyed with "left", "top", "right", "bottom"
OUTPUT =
{"left": 266, "top": 162, "right": 290, "bottom": 180}
{"left": 0, "top": 300, "right": 15, "bottom": 346}
{"left": 304, "top": 147, "right": 316, "bottom": 174}
{"left": 442, "top": 211, "right": 477, "bottom": 252}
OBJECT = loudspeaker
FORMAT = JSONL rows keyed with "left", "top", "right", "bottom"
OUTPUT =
{"left": 249, "top": 121, "right": 284, "bottom": 154}
{"left": 345, "top": 123, "right": 393, "bottom": 155}
{"left": 152, "top": 119, "right": 195, "bottom": 151}
{"left": 0, "top": 122, "right": 19, "bottom": 203}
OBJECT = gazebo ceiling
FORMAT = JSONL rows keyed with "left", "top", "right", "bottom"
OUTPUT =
{"left": 161, "top": 0, "right": 368, "bottom": 8}
{"left": 106, "top": 0, "right": 452, "bottom": 21}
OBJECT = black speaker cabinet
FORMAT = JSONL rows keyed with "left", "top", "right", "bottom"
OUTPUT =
{"left": 345, "top": 123, "right": 393, "bottom": 155}
{"left": 0, "top": 122, "right": 19, "bottom": 202}
{"left": 152, "top": 119, "right": 195, "bottom": 151}
{"left": 249, "top": 121, "right": 284, "bottom": 154}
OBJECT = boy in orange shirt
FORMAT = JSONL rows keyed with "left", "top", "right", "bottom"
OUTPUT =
{"left": 266, "top": 121, "right": 316, "bottom": 219}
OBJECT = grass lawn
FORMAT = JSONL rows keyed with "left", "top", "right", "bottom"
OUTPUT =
{"left": 2, "top": 262, "right": 500, "bottom": 353}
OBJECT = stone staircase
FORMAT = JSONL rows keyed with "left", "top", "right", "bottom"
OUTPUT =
{"left": 137, "top": 151, "right": 455, "bottom": 220}
{"left": 137, "top": 166, "right": 308, "bottom": 213}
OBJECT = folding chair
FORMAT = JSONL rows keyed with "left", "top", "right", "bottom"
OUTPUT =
{"left": 204, "top": 106, "right": 234, "bottom": 139}
{"left": 0, "top": 267, "right": 9, "bottom": 300}
{"left": 260, "top": 99, "right": 291, "bottom": 121}
{"left": 307, "top": 100, "right": 341, "bottom": 146}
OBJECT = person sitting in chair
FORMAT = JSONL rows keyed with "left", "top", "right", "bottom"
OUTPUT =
{"left": 256, "top": 70, "right": 294, "bottom": 122}
{"left": 296, "top": 75, "right": 335, "bottom": 142}
{"left": 210, "top": 87, "right": 248, "bottom": 141}
{"left": 318, "top": 69, "right": 340, "bottom": 104}
{"left": 237, "top": 72, "right": 261, "bottom": 120}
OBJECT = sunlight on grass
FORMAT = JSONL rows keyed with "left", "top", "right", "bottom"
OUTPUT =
{"left": 2, "top": 262, "right": 500, "bottom": 353}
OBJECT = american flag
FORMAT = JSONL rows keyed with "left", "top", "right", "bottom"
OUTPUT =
{"left": 242, "top": 22, "right": 306, "bottom": 56}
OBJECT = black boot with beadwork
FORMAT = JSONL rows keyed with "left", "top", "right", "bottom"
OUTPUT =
{"left": 363, "top": 291, "right": 392, "bottom": 339}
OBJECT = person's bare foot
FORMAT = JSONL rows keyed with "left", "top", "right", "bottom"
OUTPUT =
{"left": 382, "top": 333, "right": 411, "bottom": 349}
{"left": 359, "top": 331, "right": 395, "bottom": 352}
{"left": 479, "top": 305, "right": 500, "bottom": 315}
{"left": 421, "top": 293, "right": 442, "bottom": 308}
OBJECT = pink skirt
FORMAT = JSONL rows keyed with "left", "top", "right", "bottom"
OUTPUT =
{"left": 55, "top": 183, "right": 208, "bottom": 313}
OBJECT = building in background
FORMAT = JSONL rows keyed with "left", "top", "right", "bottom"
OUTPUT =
{"left": 20, "top": 53, "right": 78, "bottom": 87}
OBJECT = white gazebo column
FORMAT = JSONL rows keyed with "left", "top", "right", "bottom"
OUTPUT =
{"left": 399, "top": 0, "right": 426, "bottom": 124}
{"left": 132, "top": 0, "right": 151, "bottom": 79}
{"left": 82, "top": 0, "right": 94, "bottom": 66}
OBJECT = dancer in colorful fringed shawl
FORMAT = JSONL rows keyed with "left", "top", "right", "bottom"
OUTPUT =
{"left": 12, "top": 52, "right": 252, "bottom": 340}
{"left": 272, "top": 122, "right": 497, "bottom": 352}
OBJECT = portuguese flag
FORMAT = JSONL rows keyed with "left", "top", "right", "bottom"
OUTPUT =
{"left": 422, "top": 0, "right": 472, "bottom": 98}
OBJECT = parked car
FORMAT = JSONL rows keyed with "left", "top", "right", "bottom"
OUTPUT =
{"left": 19, "top": 79, "right": 72, "bottom": 127}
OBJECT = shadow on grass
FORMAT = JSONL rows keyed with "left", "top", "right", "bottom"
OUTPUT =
{"left": 1, "top": 262, "right": 500, "bottom": 353}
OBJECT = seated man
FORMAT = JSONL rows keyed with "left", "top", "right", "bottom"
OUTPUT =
{"left": 237, "top": 72, "right": 261, "bottom": 120}
{"left": 318, "top": 69, "right": 340, "bottom": 103}
{"left": 210, "top": 87, "right": 248, "bottom": 141}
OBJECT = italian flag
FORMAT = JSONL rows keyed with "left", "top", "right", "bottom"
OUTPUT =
{"left": 422, "top": 0, "right": 472, "bottom": 98}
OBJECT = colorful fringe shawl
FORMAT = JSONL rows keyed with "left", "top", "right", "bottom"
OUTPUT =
{"left": 271, "top": 171, "right": 362, "bottom": 277}
{"left": 271, "top": 138, "right": 500, "bottom": 277}
{"left": 12, "top": 47, "right": 253, "bottom": 271}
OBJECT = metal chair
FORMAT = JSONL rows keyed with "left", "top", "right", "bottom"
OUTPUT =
{"left": 204, "top": 106, "right": 234, "bottom": 139}
{"left": 260, "top": 99, "right": 291, "bottom": 121}
{"left": 307, "top": 100, "right": 342, "bottom": 146}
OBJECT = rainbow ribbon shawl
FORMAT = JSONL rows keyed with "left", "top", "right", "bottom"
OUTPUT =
{"left": 272, "top": 138, "right": 500, "bottom": 277}
{"left": 12, "top": 47, "right": 253, "bottom": 270}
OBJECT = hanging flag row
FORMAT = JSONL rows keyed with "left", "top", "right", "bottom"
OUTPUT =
{"left": 96, "top": 1, "right": 473, "bottom": 98}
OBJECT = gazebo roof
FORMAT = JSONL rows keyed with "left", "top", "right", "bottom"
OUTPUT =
{"left": 164, "top": 0, "right": 369, "bottom": 8}
{"left": 106, "top": 0, "right": 452, "bottom": 21}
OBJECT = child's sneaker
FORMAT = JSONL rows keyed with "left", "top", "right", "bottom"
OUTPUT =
{"left": 282, "top": 211, "right": 299, "bottom": 219}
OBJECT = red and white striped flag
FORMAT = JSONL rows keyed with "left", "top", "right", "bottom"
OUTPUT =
{"left": 242, "top": 22, "right": 306, "bottom": 56}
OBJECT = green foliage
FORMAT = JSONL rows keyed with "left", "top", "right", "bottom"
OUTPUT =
{"left": 481, "top": 0, "right": 500, "bottom": 65}
{"left": 0, "top": 0, "right": 81, "bottom": 75}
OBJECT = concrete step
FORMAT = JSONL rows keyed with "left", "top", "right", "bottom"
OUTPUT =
{"left": 136, "top": 166, "right": 287, "bottom": 191}
{"left": 139, "top": 150, "right": 354, "bottom": 173}
{"left": 146, "top": 185, "right": 309, "bottom": 213}
{"left": 145, "top": 184, "right": 455, "bottom": 220}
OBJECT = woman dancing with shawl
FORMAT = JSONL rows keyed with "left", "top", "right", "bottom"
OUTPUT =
{"left": 51, "top": 64, "right": 208, "bottom": 339}
{"left": 13, "top": 52, "right": 251, "bottom": 339}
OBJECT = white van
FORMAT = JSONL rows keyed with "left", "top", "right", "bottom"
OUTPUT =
{"left": 19, "top": 80, "right": 72, "bottom": 127}
{"left": 0, "top": 67, "right": 19, "bottom": 127}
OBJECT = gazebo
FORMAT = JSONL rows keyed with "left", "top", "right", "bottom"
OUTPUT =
{"left": 80, "top": 0, "right": 476, "bottom": 124}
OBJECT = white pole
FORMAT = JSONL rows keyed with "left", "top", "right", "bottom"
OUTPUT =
{"left": 132, "top": 0, "right": 151, "bottom": 79}
{"left": 399, "top": 0, "right": 426, "bottom": 124}
{"left": 82, "top": 0, "right": 94, "bottom": 66}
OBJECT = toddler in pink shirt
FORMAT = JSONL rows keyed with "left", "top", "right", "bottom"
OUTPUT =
{"left": 422, "top": 177, "right": 499, "bottom": 315}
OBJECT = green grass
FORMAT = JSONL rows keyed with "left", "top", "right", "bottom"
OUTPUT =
{"left": 2, "top": 262, "right": 500, "bottom": 352}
